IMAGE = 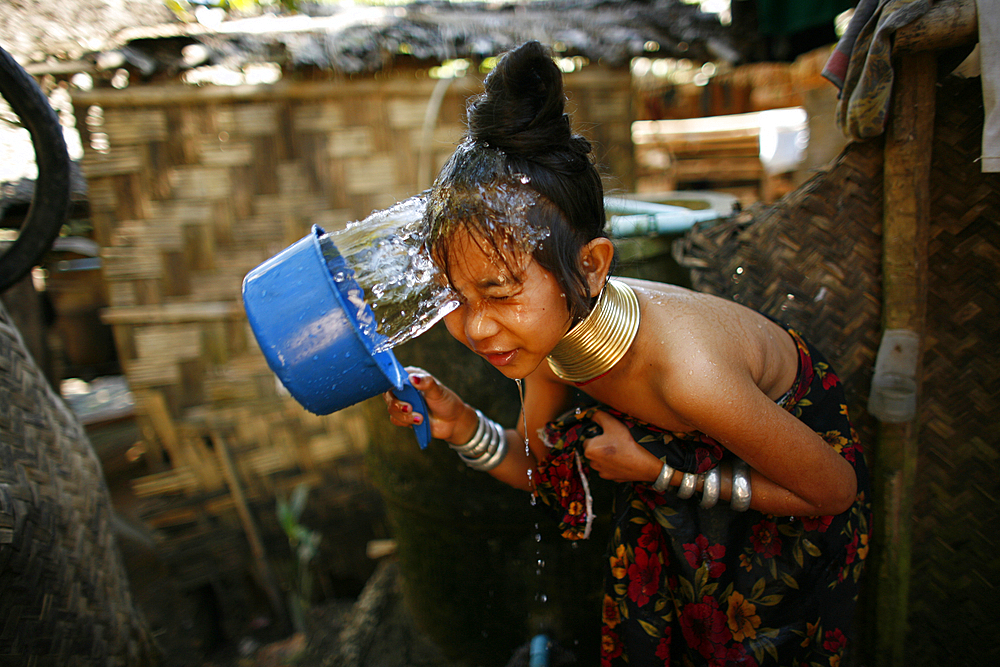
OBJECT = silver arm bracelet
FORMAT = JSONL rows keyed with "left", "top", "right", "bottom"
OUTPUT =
{"left": 450, "top": 409, "right": 491, "bottom": 457}
{"left": 652, "top": 461, "right": 675, "bottom": 493}
{"left": 676, "top": 472, "right": 700, "bottom": 499}
{"left": 700, "top": 466, "right": 721, "bottom": 509}
{"left": 731, "top": 459, "right": 752, "bottom": 512}
{"left": 462, "top": 419, "right": 507, "bottom": 471}
{"left": 458, "top": 419, "right": 498, "bottom": 465}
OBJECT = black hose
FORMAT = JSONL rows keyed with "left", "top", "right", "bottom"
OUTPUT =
{"left": 0, "top": 44, "right": 71, "bottom": 293}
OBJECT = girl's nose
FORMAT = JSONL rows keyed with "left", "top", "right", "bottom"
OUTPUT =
{"left": 465, "top": 304, "right": 500, "bottom": 341}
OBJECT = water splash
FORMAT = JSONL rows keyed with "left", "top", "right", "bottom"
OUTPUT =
{"left": 319, "top": 194, "right": 458, "bottom": 353}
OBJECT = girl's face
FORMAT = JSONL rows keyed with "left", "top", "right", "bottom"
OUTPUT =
{"left": 440, "top": 229, "right": 573, "bottom": 379}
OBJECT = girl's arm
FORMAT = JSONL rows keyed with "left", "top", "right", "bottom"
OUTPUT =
{"left": 583, "top": 409, "right": 853, "bottom": 517}
{"left": 385, "top": 367, "right": 572, "bottom": 492}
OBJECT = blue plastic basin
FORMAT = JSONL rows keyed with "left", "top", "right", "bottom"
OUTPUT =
{"left": 242, "top": 225, "right": 430, "bottom": 447}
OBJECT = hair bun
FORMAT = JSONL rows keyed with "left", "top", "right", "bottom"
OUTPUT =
{"left": 467, "top": 41, "right": 589, "bottom": 170}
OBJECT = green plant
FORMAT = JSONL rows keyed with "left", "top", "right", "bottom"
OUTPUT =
{"left": 276, "top": 483, "right": 321, "bottom": 632}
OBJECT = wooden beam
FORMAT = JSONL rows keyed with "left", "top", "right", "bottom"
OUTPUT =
{"left": 871, "top": 52, "right": 935, "bottom": 667}
{"left": 895, "top": 0, "right": 978, "bottom": 54}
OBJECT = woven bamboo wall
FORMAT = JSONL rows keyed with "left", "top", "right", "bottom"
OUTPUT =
{"left": 69, "top": 65, "right": 634, "bottom": 604}
{"left": 676, "top": 75, "right": 998, "bottom": 666}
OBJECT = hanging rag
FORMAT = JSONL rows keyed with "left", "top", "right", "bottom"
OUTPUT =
{"left": 821, "top": 0, "right": 931, "bottom": 141}
{"left": 977, "top": 0, "right": 1000, "bottom": 172}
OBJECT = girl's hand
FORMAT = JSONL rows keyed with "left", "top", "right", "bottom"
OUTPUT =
{"left": 383, "top": 367, "right": 476, "bottom": 444}
{"left": 581, "top": 410, "right": 662, "bottom": 483}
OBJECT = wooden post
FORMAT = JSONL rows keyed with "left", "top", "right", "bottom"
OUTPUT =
{"left": 872, "top": 52, "right": 935, "bottom": 667}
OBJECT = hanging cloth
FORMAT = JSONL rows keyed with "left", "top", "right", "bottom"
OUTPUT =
{"left": 821, "top": 0, "right": 931, "bottom": 140}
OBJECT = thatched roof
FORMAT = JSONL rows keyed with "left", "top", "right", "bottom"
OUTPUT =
{"left": 0, "top": 0, "right": 173, "bottom": 65}
{"left": 3, "top": 1, "right": 736, "bottom": 76}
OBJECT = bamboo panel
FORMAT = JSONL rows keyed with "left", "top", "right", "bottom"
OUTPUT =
{"left": 102, "top": 108, "right": 169, "bottom": 144}
{"left": 132, "top": 468, "right": 199, "bottom": 497}
{"left": 80, "top": 146, "right": 143, "bottom": 177}
{"left": 148, "top": 199, "right": 215, "bottom": 225}
{"left": 327, "top": 127, "right": 375, "bottom": 158}
{"left": 387, "top": 98, "right": 428, "bottom": 129}
{"left": 101, "top": 246, "right": 163, "bottom": 281}
{"left": 198, "top": 138, "right": 253, "bottom": 167}
{"left": 293, "top": 102, "right": 345, "bottom": 132}
{"left": 344, "top": 155, "right": 397, "bottom": 194}
{"left": 167, "top": 166, "right": 231, "bottom": 200}
{"left": 134, "top": 324, "right": 202, "bottom": 361}
{"left": 125, "top": 357, "right": 181, "bottom": 388}
{"left": 218, "top": 103, "right": 279, "bottom": 136}
{"left": 112, "top": 219, "right": 184, "bottom": 252}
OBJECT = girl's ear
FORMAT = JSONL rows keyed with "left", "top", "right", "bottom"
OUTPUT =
{"left": 579, "top": 237, "right": 616, "bottom": 298}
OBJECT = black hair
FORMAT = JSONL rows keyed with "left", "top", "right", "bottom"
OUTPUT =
{"left": 423, "top": 40, "right": 610, "bottom": 322}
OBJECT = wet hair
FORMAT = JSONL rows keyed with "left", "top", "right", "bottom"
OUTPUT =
{"left": 423, "top": 40, "right": 610, "bottom": 322}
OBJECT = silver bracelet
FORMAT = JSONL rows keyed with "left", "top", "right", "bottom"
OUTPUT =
{"left": 450, "top": 409, "right": 491, "bottom": 457}
{"left": 676, "top": 472, "right": 700, "bottom": 499}
{"left": 731, "top": 459, "right": 752, "bottom": 512}
{"left": 699, "top": 466, "right": 721, "bottom": 509}
{"left": 652, "top": 461, "right": 675, "bottom": 493}
{"left": 462, "top": 419, "right": 507, "bottom": 471}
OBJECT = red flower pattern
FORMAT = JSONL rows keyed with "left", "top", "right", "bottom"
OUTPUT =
{"left": 683, "top": 534, "right": 727, "bottom": 577}
{"left": 626, "top": 546, "right": 661, "bottom": 607}
{"left": 750, "top": 519, "right": 783, "bottom": 558}
{"left": 679, "top": 596, "right": 730, "bottom": 662}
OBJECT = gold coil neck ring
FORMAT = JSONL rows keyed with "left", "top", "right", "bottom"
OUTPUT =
{"left": 546, "top": 278, "right": 640, "bottom": 384}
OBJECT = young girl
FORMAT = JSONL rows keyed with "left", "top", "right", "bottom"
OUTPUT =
{"left": 384, "top": 41, "right": 871, "bottom": 667}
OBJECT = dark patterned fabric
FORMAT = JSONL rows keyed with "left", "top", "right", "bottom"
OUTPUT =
{"left": 535, "top": 327, "right": 872, "bottom": 666}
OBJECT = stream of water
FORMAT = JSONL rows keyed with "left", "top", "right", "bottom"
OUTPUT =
{"left": 320, "top": 194, "right": 458, "bottom": 353}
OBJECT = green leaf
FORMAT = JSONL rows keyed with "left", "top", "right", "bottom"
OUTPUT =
{"left": 802, "top": 538, "right": 823, "bottom": 557}
{"left": 781, "top": 573, "right": 800, "bottom": 590}
{"left": 757, "top": 594, "right": 784, "bottom": 606}
{"left": 679, "top": 576, "right": 695, "bottom": 601}
{"left": 751, "top": 578, "right": 766, "bottom": 600}
{"left": 638, "top": 619, "right": 660, "bottom": 637}
{"left": 793, "top": 542, "right": 804, "bottom": 567}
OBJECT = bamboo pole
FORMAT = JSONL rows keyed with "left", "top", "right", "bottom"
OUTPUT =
{"left": 872, "top": 52, "right": 935, "bottom": 667}
{"left": 212, "top": 431, "right": 289, "bottom": 629}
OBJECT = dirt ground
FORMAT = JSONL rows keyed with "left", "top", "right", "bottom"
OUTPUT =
{"left": 129, "top": 554, "right": 462, "bottom": 667}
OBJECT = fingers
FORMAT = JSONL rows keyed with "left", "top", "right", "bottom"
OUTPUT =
{"left": 383, "top": 388, "right": 424, "bottom": 427}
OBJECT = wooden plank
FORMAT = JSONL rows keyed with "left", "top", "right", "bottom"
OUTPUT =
{"left": 872, "top": 52, "right": 936, "bottom": 667}
{"left": 101, "top": 301, "right": 242, "bottom": 325}
{"left": 672, "top": 157, "right": 764, "bottom": 182}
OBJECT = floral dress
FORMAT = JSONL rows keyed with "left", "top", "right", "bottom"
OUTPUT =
{"left": 534, "top": 327, "right": 872, "bottom": 667}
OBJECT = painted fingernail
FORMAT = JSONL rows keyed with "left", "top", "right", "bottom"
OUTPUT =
{"left": 401, "top": 404, "right": 411, "bottom": 413}
{"left": 413, "top": 414, "right": 423, "bottom": 424}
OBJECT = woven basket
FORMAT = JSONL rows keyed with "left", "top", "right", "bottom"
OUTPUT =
{"left": 0, "top": 301, "right": 158, "bottom": 666}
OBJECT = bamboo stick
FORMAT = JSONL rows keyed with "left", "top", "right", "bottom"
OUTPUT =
{"left": 871, "top": 52, "right": 935, "bottom": 667}
{"left": 212, "top": 431, "right": 289, "bottom": 629}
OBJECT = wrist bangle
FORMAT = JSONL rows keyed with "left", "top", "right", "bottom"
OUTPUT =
{"left": 700, "top": 466, "right": 721, "bottom": 509}
{"left": 677, "top": 472, "right": 700, "bottom": 499}
{"left": 454, "top": 410, "right": 508, "bottom": 472}
{"left": 652, "top": 461, "right": 675, "bottom": 494}
{"left": 731, "top": 459, "right": 752, "bottom": 512}
{"left": 450, "top": 409, "right": 490, "bottom": 456}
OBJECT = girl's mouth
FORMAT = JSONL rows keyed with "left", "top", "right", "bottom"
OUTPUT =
{"left": 484, "top": 350, "right": 517, "bottom": 367}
